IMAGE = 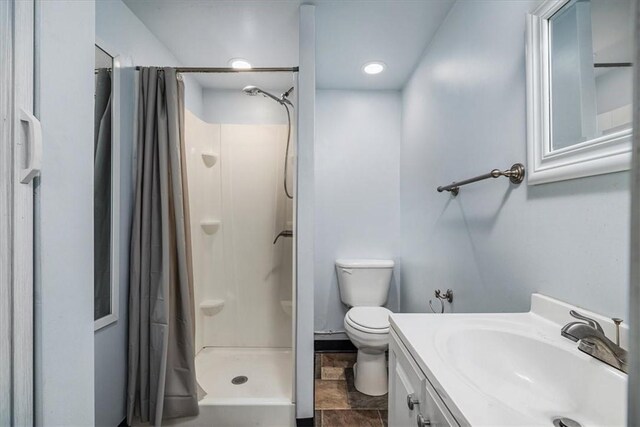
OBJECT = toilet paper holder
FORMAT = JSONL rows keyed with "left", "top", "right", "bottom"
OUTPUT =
{"left": 429, "top": 289, "right": 453, "bottom": 313}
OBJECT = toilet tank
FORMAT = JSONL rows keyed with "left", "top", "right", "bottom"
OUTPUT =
{"left": 335, "top": 259, "right": 394, "bottom": 307}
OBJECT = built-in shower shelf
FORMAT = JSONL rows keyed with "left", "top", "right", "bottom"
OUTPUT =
{"left": 280, "top": 300, "right": 292, "bottom": 317}
{"left": 201, "top": 152, "right": 218, "bottom": 168}
{"left": 200, "top": 219, "right": 221, "bottom": 235}
{"left": 200, "top": 299, "right": 225, "bottom": 316}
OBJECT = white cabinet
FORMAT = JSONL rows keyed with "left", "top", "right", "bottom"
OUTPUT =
{"left": 389, "top": 329, "right": 458, "bottom": 427}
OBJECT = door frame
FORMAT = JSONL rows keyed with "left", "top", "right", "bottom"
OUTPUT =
{"left": 629, "top": 0, "right": 640, "bottom": 422}
{"left": 0, "top": 0, "right": 37, "bottom": 424}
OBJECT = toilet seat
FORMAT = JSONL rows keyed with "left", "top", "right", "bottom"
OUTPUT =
{"left": 345, "top": 307, "right": 392, "bottom": 334}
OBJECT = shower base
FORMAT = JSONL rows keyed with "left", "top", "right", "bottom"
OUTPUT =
{"left": 164, "top": 347, "right": 295, "bottom": 427}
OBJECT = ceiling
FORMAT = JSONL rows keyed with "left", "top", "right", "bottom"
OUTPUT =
{"left": 123, "top": 0, "right": 455, "bottom": 90}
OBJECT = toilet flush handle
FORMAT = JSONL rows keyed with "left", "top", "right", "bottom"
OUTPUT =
{"left": 341, "top": 268, "right": 353, "bottom": 275}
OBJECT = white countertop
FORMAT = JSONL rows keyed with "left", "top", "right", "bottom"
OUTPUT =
{"left": 389, "top": 294, "right": 628, "bottom": 427}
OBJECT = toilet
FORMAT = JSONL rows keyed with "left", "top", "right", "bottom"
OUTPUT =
{"left": 336, "top": 259, "right": 394, "bottom": 396}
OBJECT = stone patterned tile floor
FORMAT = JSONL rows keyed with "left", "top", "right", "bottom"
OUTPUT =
{"left": 314, "top": 352, "right": 388, "bottom": 427}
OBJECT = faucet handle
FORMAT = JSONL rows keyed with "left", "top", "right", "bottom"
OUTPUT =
{"left": 612, "top": 318, "right": 623, "bottom": 346}
{"left": 569, "top": 310, "right": 604, "bottom": 333}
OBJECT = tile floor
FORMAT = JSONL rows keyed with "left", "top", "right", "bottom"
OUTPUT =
{"left": 314, "top": 352, "right": 388, "bottom": 427}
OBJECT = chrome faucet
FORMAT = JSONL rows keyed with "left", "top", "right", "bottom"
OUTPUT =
{"left": 561, "top": 310, "right": 628, "bottom": 373}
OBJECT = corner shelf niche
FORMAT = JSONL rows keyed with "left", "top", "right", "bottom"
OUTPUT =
{"left": 200, "top": 219, "right": 221, "bottom": 235}
{"left": 199, "top": 299, "right": 224, "bottom": 316}
{"left": 201, "top": 152, "right": 218, "bottom": 168}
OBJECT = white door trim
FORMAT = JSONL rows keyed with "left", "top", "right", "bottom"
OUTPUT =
{"left": 1, "top": 0, "right": 36, "bottom": 424}
{"left": 628, "top": 0, "right": 640, "bottom": 422}
{"left": 0, "top": 1, "right": 14, "bottom": 422}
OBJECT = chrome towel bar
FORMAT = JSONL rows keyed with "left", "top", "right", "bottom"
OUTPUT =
{"left": 437, "top": 163, "right": 525, "bottom": 196}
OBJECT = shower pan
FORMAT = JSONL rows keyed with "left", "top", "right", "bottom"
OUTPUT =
{"left": 167, "top": 74, "right": 297, "bottom": 427}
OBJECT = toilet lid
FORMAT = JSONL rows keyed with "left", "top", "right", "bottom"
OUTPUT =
{"left": 346, "top": 307, "right": 392, "bottom": 333}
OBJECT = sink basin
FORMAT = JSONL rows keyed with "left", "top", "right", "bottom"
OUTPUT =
{"left": 389, "top": 294, "right": 628, "bottom": 426}
{"left": 441, "top": 327, "right": 626, "bottom": 426}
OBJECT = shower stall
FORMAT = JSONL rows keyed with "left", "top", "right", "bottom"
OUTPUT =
{"left": 167, "top": 71, "right": 297, "bottom": 426}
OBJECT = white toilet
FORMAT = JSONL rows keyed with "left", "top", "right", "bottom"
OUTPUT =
{"left": 336, "top": 259, "right": 394, "bottom": 396}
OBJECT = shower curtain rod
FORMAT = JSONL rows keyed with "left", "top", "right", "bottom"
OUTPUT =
{"left": 134, "top": 66, "right": 299, "bottom": 73}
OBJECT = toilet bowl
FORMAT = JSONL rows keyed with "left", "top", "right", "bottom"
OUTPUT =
{"left": 344, "top": 306, "right": 392, "bottom": 396}
{"left": 335, "top": 259, "right": 394, "bottom": 396}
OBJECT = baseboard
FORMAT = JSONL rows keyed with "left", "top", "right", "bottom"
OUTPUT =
{"left": 296, "top": 417, "right": 314, "bottom": 427}
{"left": 314, "top": 339, "right": 356, "bottom": 352}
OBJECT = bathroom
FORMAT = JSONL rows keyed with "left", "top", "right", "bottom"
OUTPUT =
{"left": 1, "top": 0, "right": 639, "bottom": 426}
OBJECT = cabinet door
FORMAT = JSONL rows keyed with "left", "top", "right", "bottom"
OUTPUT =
{"left": 389, "top": 330, "right": 459, "bottom": 427}
{"left": 420, "top": 379, "right": 458, "bottom": 427}
{"left": 388, "top": 332, "right": 424, "bottom": 427}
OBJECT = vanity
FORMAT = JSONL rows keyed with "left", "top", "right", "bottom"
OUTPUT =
{"left": 388, "top": 294, "right": 628, "bottom": 427}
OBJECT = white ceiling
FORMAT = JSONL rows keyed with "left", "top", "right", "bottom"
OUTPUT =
{"left": 123, "top": 0, "right": 455, "bottom": 90}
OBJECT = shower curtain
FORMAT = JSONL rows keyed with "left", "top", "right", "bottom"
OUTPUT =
{"left": 94, "top": 69, "right": 112, "bottom": 319}
{"left": 127, "top": 67, "right": 198, "bottom": 425}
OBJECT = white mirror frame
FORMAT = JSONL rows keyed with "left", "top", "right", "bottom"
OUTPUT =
{"left": 525, "top": 0, "right": 632, "bottom": 185}
{"left": 94, "top": 39, "right": 121, "bottom": 331}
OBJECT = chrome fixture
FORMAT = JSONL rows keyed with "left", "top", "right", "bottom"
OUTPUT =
{"left": 242, "top": 85, "right": 295, "bottom": 199}
{"left": 406, "top": 393, "right": 419, "bottom": 410}
{"left": 561, "top": 310, "right": 628, "bottom": 373}
{"left": 417, "top": 413, "right": 430, "bottom": 427}
{"left": 429, "top": 289, "right": 453, "bottom": 314}
{"left": 612, "top": 318, "right": 623, "bottom": 346}
{"left": 437, "top": 163, "right": 525, "bottom": 196}
{"left": 242, "top": 85, "right": 293, "bottom": 107}
{"left": 552, "top": 417, "right": 582, "bottom": 427}
{"left": 273, "top": 230, "right": 293, "bottom": 244}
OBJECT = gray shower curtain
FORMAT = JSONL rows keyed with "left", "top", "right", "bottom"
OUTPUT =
{"left": 94, "top": 69, "right": 112, "bottom": 319}
{"left": 127, "top": 67, "right": 198, "bottom": 426}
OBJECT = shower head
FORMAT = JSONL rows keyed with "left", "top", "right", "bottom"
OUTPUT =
{"left": 242, "top": 85, "right": 261, "bottom": 96}
{"left": 242, "top": 85, "right": 282, "bottom": 104}
{"left": 241, "top": 85, "right": 294, "bottom": 106}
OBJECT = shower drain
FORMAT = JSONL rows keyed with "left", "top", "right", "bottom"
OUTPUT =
{"left": 231, "top": 376, "right": 248, "bottom": 385}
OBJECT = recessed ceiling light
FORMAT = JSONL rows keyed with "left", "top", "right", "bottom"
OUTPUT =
{"left": 229, "top": 58, "right": 252, "bottom": 69}
{"left": 363, "top": 61, "right": 385, "bottom": 75}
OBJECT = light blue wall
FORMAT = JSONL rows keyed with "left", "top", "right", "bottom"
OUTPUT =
{"left": 400, "top": 0, "right": 629, "bottom": 318}
{"left": 36, "top": 1, "right": 95, "bottom": 425}
{"left": 202, "top": 89, "right": 290, "bottom": 124}
{"left": 94, "top": 1, "right": 204, "bottom": 425}
{"left": 315, "top": 90, "right": 402, "bottom": 337}
{"left": 96, "top": 0, "right": 204, "bottom": 117}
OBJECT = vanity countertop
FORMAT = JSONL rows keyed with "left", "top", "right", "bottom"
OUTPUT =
{"left": 389, "top": 294, "right": 628, "bottom": 426}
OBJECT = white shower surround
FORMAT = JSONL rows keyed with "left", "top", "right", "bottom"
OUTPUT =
{"left": 177, "top": 111, "right": 295, "bottom": 426}
{"left": 185, "top": 111, "right": 294, "bottom": 350}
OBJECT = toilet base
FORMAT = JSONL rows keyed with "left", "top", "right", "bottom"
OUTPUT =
{"left": 353, "top": 350, "right": 388, "bottom": 396}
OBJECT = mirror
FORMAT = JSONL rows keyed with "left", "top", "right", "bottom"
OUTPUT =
{"left": 526, "top": 0, "right": 634, "bottom": 184}
{"left": 94, "top": 43, "right": 119, "bottom": 330}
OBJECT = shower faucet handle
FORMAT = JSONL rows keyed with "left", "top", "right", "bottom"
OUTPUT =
{"left": 273, "top": 230, "right": 293, "bottom": 244}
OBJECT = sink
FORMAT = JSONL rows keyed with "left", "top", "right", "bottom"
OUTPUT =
{"left": 389, "top": 294, "right": 628, "bottom": 426}
{"left": 440, "top": 327, "right": 626, "bottom": 426}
